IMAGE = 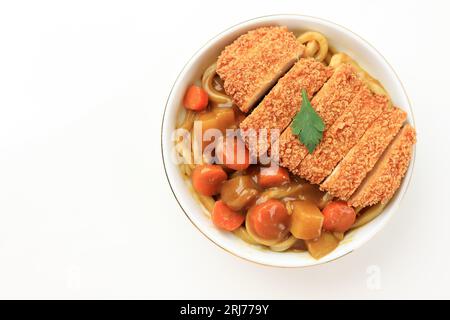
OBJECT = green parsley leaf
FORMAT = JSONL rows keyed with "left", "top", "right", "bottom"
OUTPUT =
{"left": 291, "top": 89, "right": 325, "bottom": 154}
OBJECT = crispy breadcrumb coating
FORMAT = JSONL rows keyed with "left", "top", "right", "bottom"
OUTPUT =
{"left": 277, "top": 126, "right": 306, "bottom": 171}
{"left": 278, "top": 63, "right": 363, "bottom": 171}
{"left": 239, "top": 58, "right": 332, "bottom": 158}
{"left": 216, "top": 26, "right": 304, "bottom": 113}
{"left": 312, "top": 64, "right": 364, "bottom": 127}
{"left": 321, "top": 107, "right": 407, "bottom": 200}
{"left": 295, "top": 86, "right": 389, "bottom": 184}
{"left": 349, "top": 125, "right": 416, "bottom": 208}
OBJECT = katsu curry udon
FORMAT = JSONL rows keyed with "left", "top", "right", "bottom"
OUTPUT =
{"left": 173, "top": 26, "right": 416, "bottom": 260}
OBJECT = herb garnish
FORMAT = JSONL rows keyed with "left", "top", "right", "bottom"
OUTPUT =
{"left": 290, "top": 89, "right": 325, "bottom": 154}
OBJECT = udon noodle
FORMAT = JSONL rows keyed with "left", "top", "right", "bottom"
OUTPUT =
{"left": 201, "top": 63, "right": 233, "bottom": 105}
{"left": 297, "top": 31, "right": 329, "bottom": 62}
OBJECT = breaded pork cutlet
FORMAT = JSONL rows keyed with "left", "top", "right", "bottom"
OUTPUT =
{"left": 239, "top": 58, "right": 332, "bottom": 158}
{"left": 278, "top": 63, "right": 363, "bottom": 171}
{"left": 321, "top": 107, "right": 407, "bottom": 200}
{"left": 349, "top": 125, "right": 416, "bottom": 208}
{"left": 216, "top": 26, "right": 304, "bottom": 113}
{"left": 295, "top": 86, "right": 390, "bottom": 184}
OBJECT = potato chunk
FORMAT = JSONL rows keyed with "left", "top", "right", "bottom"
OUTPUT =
{"left": 305, "top": 232, "right": 340, "bottom": 259}
{"left": 220, "top": 176, "right": 259, "bottom": 211}
{"left": 290, "top": 200, "right": 324, "bottom": 240}
{"left": 197, "top": 106, "right": 235, "bottom": 133}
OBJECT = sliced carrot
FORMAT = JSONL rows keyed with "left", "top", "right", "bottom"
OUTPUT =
{"left": 322, "top": 201, "right": 356, "bottom": 233}
{"left": 192, "top": 164, "right": 227, "bottom": 196}
{"left": 247, "top": 199, "right": 291, "bottom": 241}
{"left": 257, "top": 166, "right": 290, "bottom": 188}
{"left": 183, "top": 85, "right": 209, "bottom": 111}
{"left": 215, "top": 136, "right": 250, "bottom": 171}
{"left": 212, "top": 200, "right": 245, "bottom": 231}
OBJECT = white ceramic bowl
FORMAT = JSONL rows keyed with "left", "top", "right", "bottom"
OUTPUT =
{"left": 161, "top": 15, "right": 416, "bottom": 267}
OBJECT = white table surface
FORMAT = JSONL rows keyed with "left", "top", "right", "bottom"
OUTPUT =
{"left": 0, "top": 0, "right": 449, "bottom": 299}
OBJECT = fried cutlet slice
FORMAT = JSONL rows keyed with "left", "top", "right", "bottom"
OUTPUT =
{"left": 348, "top": 124, "right": 416, "bottom": 208}
{"left": 239, "top": 58, "right": 332, "bottom": 158}
{"left": 321, "top": 107, "right": 407, "bottom": 200}
{"left": 295, "top": 86, "right": 390, "bottom": 184}
{"left": 278, "top": 64, "right": 364, "bottom": 171}
{"left": 216, "top": 26, "right": 304, "bottom": 113}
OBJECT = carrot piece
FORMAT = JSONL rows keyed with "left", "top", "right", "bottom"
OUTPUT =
{"left": 322, "top": 201, "right": 356, "bottom": 233}
{"left": 192, "top": 164, "right": 227, "bottom": 196}
{"left": 247, "top": 199, "right": 291, "bottom": 241}
{"left": 183, "top": 85, "right": 209, "bottom": 111}
{"left": 257, "top": 166, "right": 290, "bottom": 188}
{"left": 212, "top": 200, "right": 245, "bottom": 231}
{"left": 215, "top": 136, "right": 250, "bottom": 171}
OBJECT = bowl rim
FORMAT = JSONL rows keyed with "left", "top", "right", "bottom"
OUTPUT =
{"left": 160, "top": 14, "right": 416, "bottom": 268}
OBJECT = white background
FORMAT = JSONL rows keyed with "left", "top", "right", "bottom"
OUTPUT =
{"left": 0, "top": 0, "right": 449, "bottom": 299}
